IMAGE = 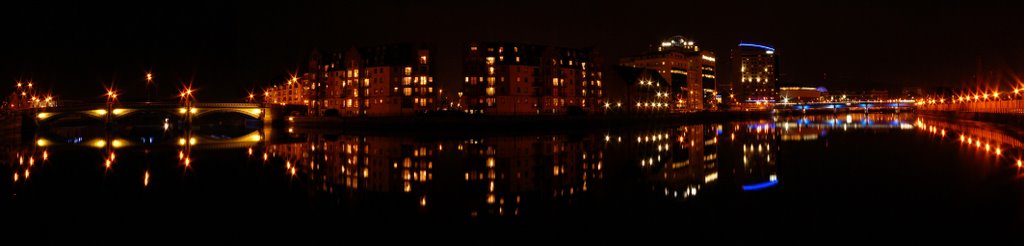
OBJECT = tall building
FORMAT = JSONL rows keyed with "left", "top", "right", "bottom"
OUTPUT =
{"left": 265, "top": 49, "right": 330, "bottom": 115}
{"left": 613, "top": 66, "right": 673, "bottom": 113}
{"left": 619, "top": 36, "right": 717, "bottom": 112}
{"left": 265, "top": 73, "right": 312, "bottom": 107}
{"left": 461, "top": 42, "right": 604, "bottom": 115}
{"left": 732, "top": 43, "right": 779, "bottom": 103}
{"left": 314, "top": 44, "right": 437, "bottom": 116}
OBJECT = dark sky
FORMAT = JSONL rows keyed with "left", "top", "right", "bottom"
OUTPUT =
{"left": 3, "top": 1, "right": 1023, "bottom": 101}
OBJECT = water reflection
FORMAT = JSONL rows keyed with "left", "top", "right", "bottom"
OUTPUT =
{"left": 258, "top": 134, "right": 605, "bottom": 218}
{"left": 3, "top": 113, "right": 1024, "bottom": 229}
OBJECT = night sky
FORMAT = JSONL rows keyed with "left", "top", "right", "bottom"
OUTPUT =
{"left": 3, "top": 1, "right": 1023, "bottom": 101}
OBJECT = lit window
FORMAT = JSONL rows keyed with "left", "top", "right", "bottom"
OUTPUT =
{"left": 404, "top": 67, "right": 412, "bottom": 76}
{"left": 403, "top": 88, "right": 412, "bottom": 96}
{"left": 486, "top": 87, "right": 495, "bottom": 96}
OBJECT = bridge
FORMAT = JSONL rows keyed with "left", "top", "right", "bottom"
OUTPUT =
{"left": 12, "top": 101, "right": 304, "bottom": 151}
{"left": 36, "top": 102, "right": 263, "bottom": 121}
{"left": 30, "top": 102, "right": 306, "bottom": 126}
{"left": 774, "top": 100, "right": 916, "bottom": 113}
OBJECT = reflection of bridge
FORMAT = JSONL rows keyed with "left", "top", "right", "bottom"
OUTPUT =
{"left": 916, "top": 117, "right": 1024, "bottom": 148}
{"left": 775, "top": 100, "right": 916, "bottom": 112}
{"left": 34, "top": 130, "right": 266, "bottom": 150}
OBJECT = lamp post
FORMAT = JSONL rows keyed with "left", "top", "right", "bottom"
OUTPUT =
{"left": 105, "top": 89, "right": 117, "bottom": 126}
{"left": 145, "top": 72, "right": 153, "bottom": 102}
{"left": 180, "top": 87, "right": 194, "bottom": 129}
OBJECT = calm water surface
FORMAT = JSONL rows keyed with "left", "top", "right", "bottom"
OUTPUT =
{"left": 3, "top": 113, "right": 1023, "bottom": 242}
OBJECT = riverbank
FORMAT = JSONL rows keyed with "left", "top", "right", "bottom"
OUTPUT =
{"left": 290, "top": 110, "right": 772, "bottom": 133}
{"left": 918, "top": 110, "right": 1024, "bottom": 126}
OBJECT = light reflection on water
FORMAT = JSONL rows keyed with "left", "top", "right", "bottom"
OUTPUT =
{"left": 2, "top": 113, "right": 1023, "bottom": 238}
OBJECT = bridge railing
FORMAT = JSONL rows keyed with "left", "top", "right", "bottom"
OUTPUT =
{"left": 30, "top": 102, "right": 266, "bottom": 112}
{"left": 919, "top": 99, "right": 1024, "bottom": 114}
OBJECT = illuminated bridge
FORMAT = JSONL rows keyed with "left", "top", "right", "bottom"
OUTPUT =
{"left": 36, "top": 102, "right": 262, "bottom": 121}
{"left": 31, "top": 102, "right": 304, "bottom": 126}
{"left": 26, "top": 102, "right": 305, "bottom": 150}
{"left": 774, "top": 100, "right": 916, "bottom": 112}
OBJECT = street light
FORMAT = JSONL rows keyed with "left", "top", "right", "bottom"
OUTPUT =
{"left": 145, "top": 72, "right": 153, "bottom": 101}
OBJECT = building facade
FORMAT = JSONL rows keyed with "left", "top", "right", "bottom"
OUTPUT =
{"left": 267, "top": 44, "right": 438, "bottom": 117}
{"left": 461, "top": 42, "right": 604, "bottom": 115}
{"left": 779, "top": 86, "right": 826, "bottom": 102}
{"left": 264, "top": 74, "right": 312, "bottom": 107}
{"left": 619, "top": 36, "right": 717, "bottom": 112}
{"left": 614, "top": 66, "right": 673, "bottom": 114}
{"left": 732, "top": 43, "right": 779, "bottom": 103}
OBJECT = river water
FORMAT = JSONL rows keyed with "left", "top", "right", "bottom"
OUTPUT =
{"left": 3, "top": 113, "right": 1022, "bottom": 242}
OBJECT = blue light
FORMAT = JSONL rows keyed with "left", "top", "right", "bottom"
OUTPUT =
{"left": 739, "top": 43, "right": 776, "bottom": 51}
{"left": 742, "top": 180, "right": 779, "bottom": 191}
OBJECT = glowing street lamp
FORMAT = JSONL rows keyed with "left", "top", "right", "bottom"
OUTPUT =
{"left": 145, "top": 72, "right": 153, "bottom": 101}
{"left": 106, "top": 89, "right": 118, "bottom": 102}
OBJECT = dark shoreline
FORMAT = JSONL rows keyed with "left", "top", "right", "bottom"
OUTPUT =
{"left": 918, "top": 110, "right": 1024, "bottom": 126}
{"left": 290, "top": 111, "right": 773, "bottom": 135}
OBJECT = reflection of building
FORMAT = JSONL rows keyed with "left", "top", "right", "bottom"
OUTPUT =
{"left": 636, "top": 124, "right": 720, "bottom": 200}
{"left": 732, "top": 43, "right": 778, "bottom": 103}
{"left": 263, "top": 133, "right": 604, "bottom": 218}
{"left": 620, "top": 36, "right": 717, "bottom": 112}
{"left": 732, "top": 122, "right": 778, "bottom": 191}
{"left": 463, "top": 135, "right": 603, "bottom": 217}
{"left": 462, "top": 42, "right": 604, "bottom": 115}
